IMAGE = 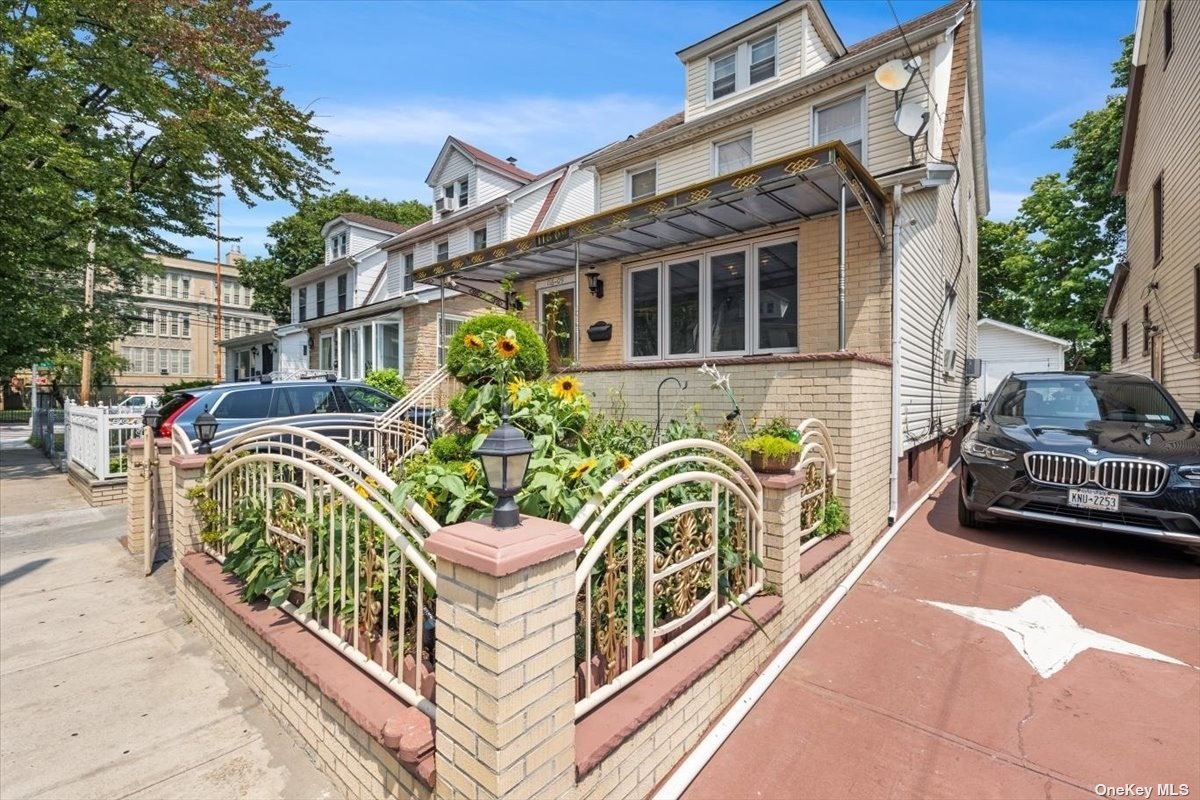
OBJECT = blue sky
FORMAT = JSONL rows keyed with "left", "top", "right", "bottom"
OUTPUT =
{"left": 179, "top": 0, "right": 1137, "bottom": 260}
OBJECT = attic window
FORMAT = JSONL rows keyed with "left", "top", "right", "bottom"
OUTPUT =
{"left": 442, "top": 178, "right": 469, "bottom": 211}
{"left": 708, "top": 31, "right": 777, "bottom": 103}
{"left": 329, "top": 232, "right": 348, "bottom": 260}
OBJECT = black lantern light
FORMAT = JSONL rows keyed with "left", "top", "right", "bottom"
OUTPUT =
{"left": 194, "top": 407, "right": 219, "bottom": 454}
{"left": 473, "top": 403, "right": 533, "bottom": 529}
{"left": 141, "top": 405, "right": 162, "bottom": 437}
{"left": 585, "top": 270, "right": 604, "bottom": 299}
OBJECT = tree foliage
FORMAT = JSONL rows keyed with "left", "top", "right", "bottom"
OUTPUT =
{"left": 0, "top": 0, "right": 332, "bottom": 378}
{"left": 238, "top": 191, "right": 430, "bottom": 321}
{"left": 978, "top": 35, "right": 1132, "bottom": 370}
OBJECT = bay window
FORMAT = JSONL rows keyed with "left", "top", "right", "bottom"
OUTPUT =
{"left": 336, "top": 318, "right": 403, "bottom": 379}
{"left": 627, "top": 238, "right": 798, "bottom": 360}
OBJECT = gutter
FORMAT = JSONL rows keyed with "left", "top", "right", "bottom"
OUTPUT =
{"left": 890, "top": 183, "right": 903, "bottom": 523}
{"left": 654, "top": 462, "right": 959, "bottom": 800}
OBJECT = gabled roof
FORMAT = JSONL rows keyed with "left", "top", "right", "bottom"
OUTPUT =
{"left": 320, "top": 212, "right": 418, "bottom": 237}
{"left": 843, "top": 0, "right": 968, "bottom": 57}
{"left": 425, "top": 136, "right": 536, "bottom": 186}
{"left": 977, "top": 318, "right": 1070, "bottom": 348}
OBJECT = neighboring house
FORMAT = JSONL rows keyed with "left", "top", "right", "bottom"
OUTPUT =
{"left": 116, "top": 251, "right": 273, "bottom": 391}
{"left": 976, "top": 318, "right": 1068, "bottom": 399}
{"left": 1103, "top": 0, "right": 1200, "bottom": 410}
{"left": 411, "top": 0, "right": 988, "bottom": 535}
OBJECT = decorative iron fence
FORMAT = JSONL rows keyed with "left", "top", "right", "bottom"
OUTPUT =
{"left": 201, "top": 425, "right": 441, "bottom": 716}
{"left": 64, "top": 404, "right": 143, "bottom": 480}
{"left": 30, "top": 407, "right": 66, "bottom": 464}
{"left": 571, "top": 438, "right": 764, "bottom": 717}
{"left": 794, "top": 418, "right": 837, "bottom": 555}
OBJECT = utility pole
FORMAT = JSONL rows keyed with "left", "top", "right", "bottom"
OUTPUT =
{"left": 214, "top": 174, "right": 223, "bottom": 384}
{"left": 80, "top": 236, "right": 96, "bottom": 404}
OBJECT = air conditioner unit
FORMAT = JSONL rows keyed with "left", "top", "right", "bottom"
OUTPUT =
{"left": 963, "top": 357, "right": 982, "bottom": 379}
{"left": 435, "top": 197, "right": 453, "bottom": 214}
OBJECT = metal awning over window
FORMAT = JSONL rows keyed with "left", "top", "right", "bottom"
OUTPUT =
{"left": 413, "top": 141, "right": 886, "bottom": 287}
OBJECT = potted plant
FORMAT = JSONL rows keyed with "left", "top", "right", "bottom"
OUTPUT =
{"left": 742, "top": 433, "right": 801, "bottom": 473}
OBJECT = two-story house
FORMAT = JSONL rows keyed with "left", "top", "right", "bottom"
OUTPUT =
{"left": 1103, "top": 0, "right": 1199, "bottom": 410}
{"left": 410, "top": 0, "right": 988, "bottom": 537}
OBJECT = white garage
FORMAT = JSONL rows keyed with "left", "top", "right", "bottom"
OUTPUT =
{"left": 976, "top": 318, "right": 1070, "bottom": 399}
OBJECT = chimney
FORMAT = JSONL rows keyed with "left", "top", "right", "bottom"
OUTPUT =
{"left": 227, "top": 244, "right": 243, "bottom": 266}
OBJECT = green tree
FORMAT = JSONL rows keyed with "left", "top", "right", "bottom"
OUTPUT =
{"left": 238, "top": 191, "right": 430, "bottom": 321}
{"left": 0, "top": 0, "right": 332, "bottom": 378}
{"left": 977, "top": 35, "right": 1132, "bottom": 371}
{"left": 47, "top": 349, "right": 127, "bottom": 406}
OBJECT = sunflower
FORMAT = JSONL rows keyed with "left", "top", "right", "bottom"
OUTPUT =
{"left": 570, "top": 457, "right": 598, "bottom": 480}
{"left": 355, "top": 484, "right": 370, "bottom": 499}
{"left": 551, "top": 375, "right": 581, "bottom": 401}
{"left": 464, "top": 334, "right": 484, "bottom": 351}
{"left": 616, "top": 454, "right": 631, "bottom": 471}
{"left": 495, "top": 335, "right": 520, "bottom": 359}
{"left": 423, "top": 490, "right": 438, "bottom": 513}
{"left": 507, "top": 377, "right": 528, "bottom": 406}
{"left": 462, "top": 461, "right": 478, "bottom": 482}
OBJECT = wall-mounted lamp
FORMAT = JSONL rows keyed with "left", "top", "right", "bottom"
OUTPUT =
{"left": 250, "top": 346, "right": 259, "bottom": 357}
{"left": 585, "top": 270, "right": 604, "bottom": 299}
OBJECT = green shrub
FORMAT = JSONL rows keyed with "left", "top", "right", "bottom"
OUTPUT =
{"left": 445, "top": 312, "right": 547, "bottom": 383}
{"left": 818, "top": 494, "right": 848, "bottom": 536}
{"left": 428, "top": 433, "right": 470, "bottom": 462}
{"left": 162, "top": 378, "right": 210, "bottom": 394}
{"left": 364, "top": 368, "right": 408, "bottom": 399}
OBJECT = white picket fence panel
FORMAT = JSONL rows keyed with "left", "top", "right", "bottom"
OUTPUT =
{"left": 65, "top": 404, "right": 144, "bottom": 480}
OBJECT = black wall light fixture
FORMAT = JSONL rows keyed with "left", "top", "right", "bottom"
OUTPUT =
{"left": 585, "top": 270, "right": 604, "bottom": 299}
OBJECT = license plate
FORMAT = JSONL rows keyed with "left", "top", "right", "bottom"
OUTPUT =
{"left": 1068, "top": 488, "right": 1119, "bottom": 512}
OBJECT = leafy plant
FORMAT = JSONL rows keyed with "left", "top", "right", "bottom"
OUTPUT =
{"left": 757, "top": 417, "right": 799, "bottom": 442}
{"left": 364, "top": 368, "right": 408, "bottom": 399}
{"left": 818, "top": 495, "right": 848, "bottom": 537}
{"left": 741, "top": 434, "right": 800, "bottom": 459}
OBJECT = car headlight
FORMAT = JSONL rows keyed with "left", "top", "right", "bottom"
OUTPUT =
{"left": 1179, "top": 466, "right": 1200, "bottom": 482}
{"left": 962, "top": 438, "right": 1016, "bottom": 462}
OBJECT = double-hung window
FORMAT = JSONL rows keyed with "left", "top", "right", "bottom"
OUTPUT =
{"left": 436, "top": 241, "right": 449, "bottom": 262}
{"left": 714, "top": 134, "right": 753, "bottom": 176}
{"left": 627, "top": 239, "right": 798, "bottom": 360}
{"left": 403, "top": 253, "right": 415, "bottom": 293}
{"left": 458, "top": 179, "right": 469, "bottom": 209}
{"left": 473, "top": 228, "right": 488, "bottom": 251}
{"left": 337, "top": 274, "right": 348, "bottom": 311}
{"left": 629, "top": 165, "right": 657, "bottom": 201}
{"left": 708, "top": 31, "right": 777, "bottom": 102}
{"left": 298, "top": 287, "right": 307, "bottom": 322}
{"left": 815, "top": 93, "right": 866, "bottom": 162}
{"left": 316, "top": 282, "right": 326, "bottom": 317}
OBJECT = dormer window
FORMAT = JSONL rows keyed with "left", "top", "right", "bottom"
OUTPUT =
{"left": 329, "top": 232, "right": 348, "bottom": 260}
{"left": 708, "top": 31, "right": 776, "bottom": 103}
{"left": 440, "top": 178, "right": 469, "bottom": 212}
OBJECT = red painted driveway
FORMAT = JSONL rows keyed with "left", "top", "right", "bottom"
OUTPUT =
{"left": 681, "top": 477, "right": 1200, "bottom": 800}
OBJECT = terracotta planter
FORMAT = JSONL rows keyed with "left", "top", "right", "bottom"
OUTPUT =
{"left": 750, "top": 450, "right": 800, "bottom": 474}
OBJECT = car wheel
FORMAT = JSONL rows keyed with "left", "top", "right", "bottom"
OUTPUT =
{"left": 958, "top": 489, "right": 984, "bottom": 528}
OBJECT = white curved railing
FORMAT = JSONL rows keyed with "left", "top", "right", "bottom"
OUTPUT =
{"left": 571, "top": 439, "right": 764, "bottom": 717}
{"left": 202, "top": 425, "right": 440, "bottom": 716}
{"left": 793, "top": 418, "right": 838, "bottom": 555}
{"left": 171, "top": 424, "right": 194, "bottom": 456}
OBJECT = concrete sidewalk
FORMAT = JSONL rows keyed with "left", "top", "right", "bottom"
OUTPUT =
{"left": 0, "top": 429, "right": 336, "bottom": 799}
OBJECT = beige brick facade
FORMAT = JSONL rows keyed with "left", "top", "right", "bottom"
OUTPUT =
{"left": 125, "top": 437, "right": 173, "bottom": 558}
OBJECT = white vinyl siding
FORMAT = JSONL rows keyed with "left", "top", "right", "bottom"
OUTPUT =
{"left": 976, "top": 323, "right": 1066, "bottom": 399}
{"left": 475, "top": 167, "right": 524, "bottom": 205}
{"left": 599, "top": 57, "right": 930, "bottom": 210}
{"left": 347, "top": 225, "right": 389, "bottom": 257}
{"left": 508, "top": 182, "right": 553, "bottom": 238}
{"left": 545, "top": 167, "right": 596, "bottom": 227}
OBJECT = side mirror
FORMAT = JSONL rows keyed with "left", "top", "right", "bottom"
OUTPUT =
{"left": 970, "top": 400, "right": 984, "bottom": 419}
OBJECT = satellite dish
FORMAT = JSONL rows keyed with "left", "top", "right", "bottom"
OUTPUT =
{"left": 895, "top": 103, "right": 930, "bottom": 138}
{"left": 873, "top": 56, "right": 921, "bottom": 92}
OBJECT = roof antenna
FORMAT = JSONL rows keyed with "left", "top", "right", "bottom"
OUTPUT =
{"left": 505, "top": 156, "right": 518, "bottom": 166}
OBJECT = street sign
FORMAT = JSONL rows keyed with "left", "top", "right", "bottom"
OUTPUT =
{"left": 35, "top": 361, "right": 52, "bottom": 368}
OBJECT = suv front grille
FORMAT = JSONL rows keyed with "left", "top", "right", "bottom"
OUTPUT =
{"left": 1024, "top": 453, "right": 1169, "bottom": 496}
{"left": 1095, "top": 459, "right": 1168, "bottom": 495}
{"left": 1025, "top": 453, "right": 1088, "bottom": 487}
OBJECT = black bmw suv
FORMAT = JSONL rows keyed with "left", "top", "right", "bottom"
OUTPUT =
{"left": 959, "top": 372, "right": 1200, "bottom": 545}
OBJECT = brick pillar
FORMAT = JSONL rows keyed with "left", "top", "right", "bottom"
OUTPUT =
{"left": 426, "top": 517, "right": 583, "bottom": 800}
{"left": 169, "top": 454, "right": 209, "bottom": 587}
{"left": 126, "top": 436, "right": 173, "bottom": 558}
{"left": 761, "top": 472, "right": 809, "bottom": 634}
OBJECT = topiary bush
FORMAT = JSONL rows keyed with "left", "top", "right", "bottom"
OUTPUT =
{"left": 364, "top": 368, "right": 408, "bottom": 399}
{"left": 445, "top": 312, "right": 547, "bottom": 384}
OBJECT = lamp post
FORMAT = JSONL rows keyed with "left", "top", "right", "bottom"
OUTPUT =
{"left": 473, "top": 403, "right": 533, "bottom": 529}
{"left": 194, "top": 407, "right": 218, "bottom": 455}
{"left": 141, "top": 406, "right": 162, "bottom": 577}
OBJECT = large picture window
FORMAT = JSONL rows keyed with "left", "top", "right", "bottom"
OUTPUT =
{"left": 627, "top": 238, "right": 798, "bottom": 360}
{"left": 338, "top": 318, "right": 402, "bottom": 379}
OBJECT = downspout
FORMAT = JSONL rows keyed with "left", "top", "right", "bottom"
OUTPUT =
{"left": 573, "top": 242, "right": 581, "bottom": 360}
{"left": 889, "top": 183, "right": 903, "bottom": 524}
{"left": 837, "top": 181, "right": 847, "bottom": 350}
